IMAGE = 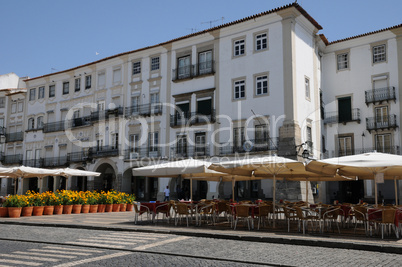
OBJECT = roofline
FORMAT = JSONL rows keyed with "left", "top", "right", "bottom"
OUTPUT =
{"left": 328, "top": 23, "right": 402, "bottom": 45}
{"left": 25, "top": 3, "right": 321, "bottom": 82}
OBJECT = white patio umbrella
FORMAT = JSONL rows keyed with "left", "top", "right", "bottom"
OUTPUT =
{"left": 57, "top": 168, "right": 101, "bottom": 190}
{"left": 306, "top": 152, "right": 402, "bottom": 205}
{"left": 132, "top": 158, "right": 256, "bottom": 201}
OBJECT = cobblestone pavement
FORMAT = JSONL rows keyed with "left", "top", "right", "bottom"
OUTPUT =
{"left": 1, "top": 225, "right": 402, "bottom": 266}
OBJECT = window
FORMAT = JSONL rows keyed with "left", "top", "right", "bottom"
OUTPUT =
{"left": 256, "top": 75, "right": 268, "bottom": 96}
{"left": 130, "top": 96, "right": 139, "bottom": 114}
{"left": 151, "top": 57, "right": 160, "bottom": 71}
{"left": 337, "top": 53, "right": 348, "bottom": 70}
{"left": 96, "top": 139, "right": 103, "bottom": 151}
{"left": 37, "top": 116, "right": 44, "bottom": 129}
{"left": 129, "top": 134, "right": 139, "bottom": 152}
{"left": 150, "top": 92, "right": 160, "bottom": 113}
{"left": 234, "top": 39, "right": 245, "bottom": 56}
{"left": 233, "top": 127, "right": 245, "bottom": 149}
{"left": 178, "top": 56, "right": 191, "bottom": 79}
{"left": 113, "top": 68, "right": 121, "bottom": 84}
{"left": 85, "top": 75, "right": 92, "bottom": 89}
{"left": 111, "top": 133, "right": 119, "bottom": 149}
{"left": 28, "top": 118, "right": 35, "bottom": 130}
{"left": 150, "top": 92, "right": 159, "bottom": 104}
{"left": 0, "top": 97, "right": 5, "bottom": 108}
{"left": 38, "top": 87, "right": 45, "bottom": 99}
{"left": 373, "top": 44, "right": 386, "bottom": 63}
{"left": 132, "top": 61, "right": 141, "bottom": 75}
{"left": 305, "top": 77, "right": 310, "bottom": 99}
{"left": 11, "top": 102, "right": 16, "bottom": 113}
{"left": 98, "top": 73, "right": 105, "bottom": 87}
{"left": 176, "top": 135, "right": 187, "bottom": 156}
{"left": 97, "top": 100, "right": 105, "bottom": 111}
{"left": 375, "top": 106, "right": 389, "bottom": 127}
{"left": 375, "top": 134, "right": 391, "bottom": 153}
{"left": 338, "top": 136, "right": 352, "bottom": 156}
{"left": 306, "top": 126, "right": 312, "bottom": 152}
{"left": 75, "top": 78, "right": 81, "bottom": 92}
{"left": 63, "top": 82, "right": 69, "bottom": 95}
{"left": 255, "top": 125, "right": 268, "bottom": 143}
{"left": 49, "top": 85, "right": 55, "bottom": 97}
{"left": 338, "top": 96, "right": 352, "bottom": 123}
{"left": 255, "top": 33, "right": 267, "bottom": 51}
{"left": 29, "top": 88, "right": 36, "bottom": 101}
{"left": 17, "top": 101, "right": 23, "bottom": 112}
{"left": 234, "top": 80, "right": 245, "bottom": 99}
{"left": 195, "top": 132, "right": 206, "bottom": 155}
{"left": 198, "top": 51, "right": 212, "bottom": 75}
{"left": 149, "top": 132, "right": 159, "bottom": 152}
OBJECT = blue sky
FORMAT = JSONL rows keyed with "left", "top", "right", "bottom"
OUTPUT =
{"left": 1, "top": 0, "right": 401, "bottom": 79}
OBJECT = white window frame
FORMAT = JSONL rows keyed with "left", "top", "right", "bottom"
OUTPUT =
{"left": 234, "top": 80, "right": 245, "bottom": 100}
{"left": 62, "top": 82, "right": 69, "bottom": 95}
{"left": 178, "top": 55, "right": 191, "bottom": 79}
{"left": 38, "top": 87, "right": 45, "bottom": 99}
{"left": 151, "top": 57, "right": 160, "bottom": 71}
{"left": 234, "top": 39, "right": 245, "bottom": 57}
{"left": 17, "top": 101, "right": 23, "bottom": 112}
{"left": 305, "top": 77, "right": 310, "bottom": 100}
{"left": 255, "top": 75, "right": 268, "bottom": 96}
{"left": 29, "top": 88, "right": 36, "bottom": 101}
{"left": 255, "top": 33, "right": 267, "bottom": 51}
{"left": 37, "top": 116, "right": 44, "bottom": 129}
{"left": 0, "top": 97, "right": 5, "bottom": 108}
{"left": 85, "top": 75, "right": 92, "bottom": 89}
{"left": 132, "top": 61, "right": 141, "bottom": 75}
{"left": 337, "top": 53, "right": 348, "bottom": 70}
{"left": 28, "top": 117, "right": 35, "bottom": 130}
{"left": 375, "top": 133, "right": 392, "bottom": 153}
{"left": 198, "top": 50, "right": 212, "bottom": 74}
{"left": 338, "top": 136, "right": 353, "bottom": 156}
{"left": 373, "top": 44, "right": 386, "bottom": 63}
{"left": 149, "top": 132, "right": 159, "bottom": 152}
{"left": 49, "top": 85, "right": 55, "bottom": 98}
{"left": 75, "top": 78, "right": 81, "bottom": 92}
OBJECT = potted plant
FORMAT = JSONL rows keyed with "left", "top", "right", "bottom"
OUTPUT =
{"left": 126, "top": 194, "right": 136, "bottom": 211}
{"left": 42, "top": 191, "right": 56, "bottom": 215}
{"left": 3, "top": 195, "right": 24, "bottom": 218}
{"left": 21, "top": 195, "right": 34, "bottom": 216}
{"left": 59, "top": 190, "right": 74, "bottom": 214}
{"left": 26, "top": 191, "right": 45, "bottom": 216}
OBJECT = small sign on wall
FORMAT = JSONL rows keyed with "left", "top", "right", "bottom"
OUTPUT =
{"left": 375, "top": 173, "right": 384, "bottom": 184}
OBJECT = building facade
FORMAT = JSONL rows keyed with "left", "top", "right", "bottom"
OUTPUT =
{"left": 1, "top": 3, "right": 401, "bottom": 204}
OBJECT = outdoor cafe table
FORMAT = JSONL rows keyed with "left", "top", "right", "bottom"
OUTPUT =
{"left": 140, "top": 202, "right": 169, "bottom": 222}
{"left": 368, "top": 208, "right": 402, "bottom": 227}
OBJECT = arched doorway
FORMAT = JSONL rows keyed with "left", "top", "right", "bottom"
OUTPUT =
{"left": 94, "top": 163, "right": 116, "bottom": 191}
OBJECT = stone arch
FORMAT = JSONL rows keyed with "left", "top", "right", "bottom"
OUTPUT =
{"left": 92, "top": 160, "right": 118, "bottom": 191}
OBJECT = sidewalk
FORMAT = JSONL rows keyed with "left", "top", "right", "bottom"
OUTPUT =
{"left": 1, "top": 210, "right": 402, "bottom": 254}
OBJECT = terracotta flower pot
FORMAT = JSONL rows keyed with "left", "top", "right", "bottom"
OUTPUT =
{"left": 32, "top": 206, "right": 44, "bottom": 216}
{"left": 21, "top": 206, "right": 34, "bottom": 217}
{"left": 81, "top": 204, "right": 90, "bottom": 213}
{"left": 53, "top": 205, "right": 63, "bottom": 215}
{"left": 72, "top": 204, "right": 82, "bottom": 214}
{"left": 105, "top": 204, "right": 113, "bottom": 212}
{"left": 43, "top": 206, "right": 54, "bottom": 215}
{"left": 119, "top": 203, "right": 127, "bottom": 212}
{"left": 112, "top": 203, "right": 120, "bottom": 212}
{"left": 7, "top": 207, "right": 21, "bottom": 218}
{"left": 89, "top": 204, "right": 98, "bottom": 213}
{"left": 97, "top": 204, "right": 106, "bottom": 213}
{"left": 126, "top": 204, "right": 134, "bottom": 212}
{"left": 0, "top": 207, "right": 8, "bottom": 217}
{"left": 63, "top": 204, "right": 73, "bottom": 214}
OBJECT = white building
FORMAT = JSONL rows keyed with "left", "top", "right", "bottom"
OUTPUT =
{"left": 1, "top": 3, "right": 401, "bottom": 204}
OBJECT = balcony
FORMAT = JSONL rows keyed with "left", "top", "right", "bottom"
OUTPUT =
{"left": 43, "top": 156, "right": 69, "bottom": 167}
{"left": 172, "top": 61, "right": 215, "bottom": 81}
{"left": 365, "top": 87, "right": 396, "bottom": 105}
{"left": 91, "top": 145, "right": 120, "bottom": 158}
{"left": 69, "top": 116, "right": 92, "bottom": 128}
{"left": 43, "top": 121, "right": 65, "bottom": 133}
{"left": 91, "top": 107, "right": 123, "bottom": 122}
{"left": 123, "top": 147, "right": 162, "bottom": 160}
{"left": 23, "top": 159, "right": 43, "bottom": 168}
{"left": 68, "top": 151, "right": 90, "bottom": 163}
{"left": 324, "top": 108, "right": 361, "bottom": 124}
{"left": 170, "top": 110, "right": 216, "bottom": 127}
{"left": 5, "top": 132, "right": 23, "bottom": 142}
{"left": 366, "top": 114, "right": 398, "bottom": 132}
{"left": 125, "top": 103, "right": 163, "bottom": 117}
{"left": 219, "top": 138, "right": 279, "bottom": 155}
{"left": 170, "top": 145, "right": 210, "bottom": 159}
{"left": 2, "top": 154, "right": 22, "bottom": 165}
{"left": 0, "top": 126, "right": 6, "bottom": 135}
{"left": 325, "top": 146, "right": 400, "bottom": 158}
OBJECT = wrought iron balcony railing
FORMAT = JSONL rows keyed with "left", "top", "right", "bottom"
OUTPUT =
{"left": 69, "top": 116, "right": 92, "bottom": 128}
{"left": 170, "top": 145, "right": 210, "bottom": 158}
{"left": 0, "top": 126, "right": 6, "bottom": 135}
{"left": 219, "top": 138, "right": 279, "bottom": 155}
{"left": 5, "top": 132, "right": 23, "bottom": 142}
{"left": 366, "top": 114, "right": 397, "bottom": 132}
{"left": 365, "top": 87, "right": 396, "bottom": 105}
{"left": 170, "top": 110, "right": 216, "bottom": 127}
{"left": 91, "top": 145, "right": 120, "bottom": 158}
{"left": 123, "top": 147, "right": 163, "bottom": 160}
{"left": 172, "top": 60, "right": 215, "bottom": 81}
{"left": 43, "top": 121, "right": 65, "bottom": 133}
{"left": 43, "top": 156, "right": 69, "bottom": 167}
{"left": 326, "top": 146, "right": 400, "bottom": 158}
{"left": 324, "top": 108, "right": 361, "bottom": 124}
{"left": 2, "top": 154, "right": 23, "bottom": 165}
{"left": 68, "top": 151, "right": 91, "bottom": 162}
{"left": 91, "top": 107, "right": 123, "bottom": 122}
{"left": 125, "top": 103, "right": 163, "bottom": 117}
{"left": 23, "top": 159, "right": 43, "bottom": 168}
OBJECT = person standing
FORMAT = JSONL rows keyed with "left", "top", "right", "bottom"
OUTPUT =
{"left": 164, "top": 186, "right": 170, "bottom": 201}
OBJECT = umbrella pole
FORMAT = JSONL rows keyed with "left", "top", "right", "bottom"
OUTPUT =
{"left": 374, "top": 181, "right": 378, "bottom": 206}
{"left": 14, "top": 178, "right": 16, "bottom": 195}
{"left": 305, "top": 180, "right": 308, "bottom": 204}
{"left": 190, "top": 178, "right": 193, "bottom": 202}
{"left": 273, "top": 175, "right": 276, "bottom": 228}
{"left": 232, "top": 177, "right": 235, "bottom": 202}
{"left": 394, "top": 177, "right": 398, "bottom": 206}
